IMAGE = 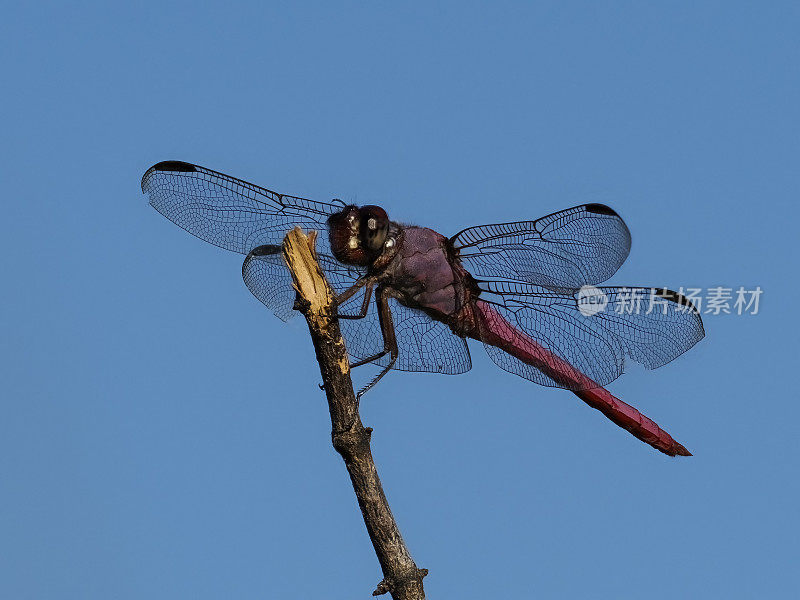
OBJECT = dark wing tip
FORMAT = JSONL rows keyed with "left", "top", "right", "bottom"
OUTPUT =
{"left": 584, "top": 203, "right": 618, "bottom": 216}
{"left": 141, "top": 161, "right": 198, "bottom": 192}
{"left": 150, "top": 160, "right": 197, "bottom": 173}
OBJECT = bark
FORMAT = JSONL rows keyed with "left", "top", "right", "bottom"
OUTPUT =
{"left": 282, "top": 228, "right": 428, "bottom": 599}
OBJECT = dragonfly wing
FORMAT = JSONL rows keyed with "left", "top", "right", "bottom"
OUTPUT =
{"left": 241, "top": 246, "right": 298, "bottom": 321}
{"left": 476, "top": 282, "right": 704, "bottom": 390}
{"left": 141, "top": 160, "right": 341, "bottom": 256}
{"left": 338, "top": 297, "right": 472, "bottom": 375}
{"left": 143, "top": 161, "right": 470, "bottom": 374}
{"left": 243, "top": 249, "right": 469, "bottom": 375}
{"left": 242, "top": 243, "right": 472, "bottom": 374}
{"left": 451, "top": 204, "right": 631, "bottom": 289}
{"left": 242, "top": 248, "right": 366, "bottom": 322}
{"left": 387, "top": 299, "right": 472, "bottom": 374}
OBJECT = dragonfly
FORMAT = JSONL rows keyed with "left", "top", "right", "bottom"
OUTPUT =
{"left": 142, "top": 161, "right": 704, "bottom": 456}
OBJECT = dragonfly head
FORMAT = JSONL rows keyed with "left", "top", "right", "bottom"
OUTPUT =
{"left": 327, "top": 204, "right": 389, "bottom": 266}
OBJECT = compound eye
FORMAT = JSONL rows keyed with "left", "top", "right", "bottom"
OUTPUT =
{"left": 359, "top": 206, "right": 388, "bottom": 254}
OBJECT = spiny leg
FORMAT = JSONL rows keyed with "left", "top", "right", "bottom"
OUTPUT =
{"left": 335, "top": 276, "right": 373, "bottom": 307}
{"left": 337, "top": 282, "right": 374, "bottom": 320}
{"left": 356, "top": 287, "right": 398, "bottom": 399}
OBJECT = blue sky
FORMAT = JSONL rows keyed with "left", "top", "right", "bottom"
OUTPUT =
{"left": 2, "top": 2, "right": 798, "bottom": 598}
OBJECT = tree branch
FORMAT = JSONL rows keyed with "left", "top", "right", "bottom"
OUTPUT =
{"left": 282, "top": 228, "right": 428, "bottom": 600}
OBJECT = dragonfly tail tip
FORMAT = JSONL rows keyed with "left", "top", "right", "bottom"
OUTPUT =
{"left": 673, "top": 442, "right": 692, "bottom": 457}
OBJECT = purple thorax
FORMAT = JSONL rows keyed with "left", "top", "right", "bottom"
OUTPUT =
{"left": 387, "top": 226, "right": 472, "bottom": 319}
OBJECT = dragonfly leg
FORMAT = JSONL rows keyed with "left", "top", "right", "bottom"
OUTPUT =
{"left": 355, "top": 288, "right": 398, "bottom": 399}
{"left": 337, "top": 282, "right": 374, "bottom": 319}
{"left": 335, "top": 277, "right": 372, "bottom": 306}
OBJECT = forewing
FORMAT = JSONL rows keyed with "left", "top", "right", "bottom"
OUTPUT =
{"left": 478, "top": 282, "right": 704, "bottom": 390}
{"left": 143, "top": 161, "right": 468, "bottom": 374}
{"left": 141, "top": 161, "right": 341, "bottom": 255}
{"left": 452, "top": 204, "right": 632, "bottom": 289}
